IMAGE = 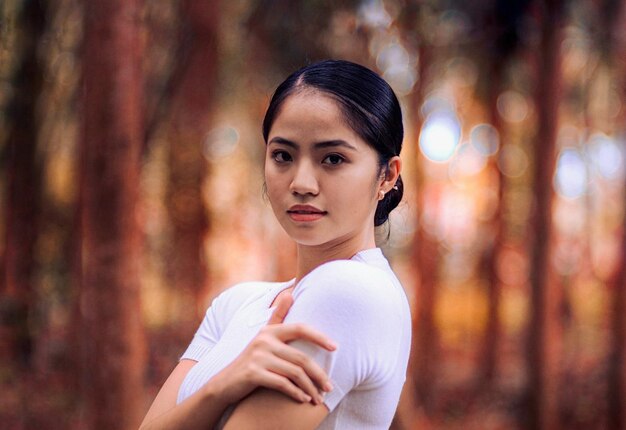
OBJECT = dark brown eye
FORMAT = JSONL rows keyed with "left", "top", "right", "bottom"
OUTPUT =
{"left": 272, "top": 150, "right": 292, "bottom": 163}
{"left": 322, "top": 154, "right": 344, "bottom": 165}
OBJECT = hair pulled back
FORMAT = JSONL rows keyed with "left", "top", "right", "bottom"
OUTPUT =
{"left": 263, "top": 59, "right": 404, "bottom": 227}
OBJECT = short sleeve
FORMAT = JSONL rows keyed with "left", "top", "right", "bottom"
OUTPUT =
{"left": 282, "top": 260, "right": 404, "bottom": 412}
{"left": 180, "top": 282, "right": 264, "bottom": 361}
{"left": 179, "top": 300, "right": 222, "bottom": 361}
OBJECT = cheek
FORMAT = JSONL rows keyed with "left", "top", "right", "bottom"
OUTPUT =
{"left": 333, "top": 172, "right": 378, "bottom": 209}
{"left": 264, "top": 166, "right": 285, "bottom": 202}
{"left": 343, "top": 168, "right": 378, "bottom": 196}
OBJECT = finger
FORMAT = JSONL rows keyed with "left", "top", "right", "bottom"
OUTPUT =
{"left": 259, "top": 371, "right": 313, "bottom": 404}
{"left": 267, "top": 291, "right": 294, "bottom": 325}
{"left": 274, "top": 323, "right": 337, "bottom": 350}
{"left": 273, "top": 343, "right": 333, "bottom": 393}
{"left": 267, "top": 360, "right": 325, "bottom": 405}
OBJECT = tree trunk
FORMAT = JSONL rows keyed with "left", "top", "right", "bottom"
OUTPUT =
{"left": 609, "top": 162, "right": 626, "bottom": 430}
{"left": 477, "top": 0, "right": 530, "bottom": 385}
{"left": 0, "top": 0, "right": 46, "bottom": 370}
{"left": 409, "top": 41, "right": 440, "bottom": 412}
{"left": 526, "top": 1, "right": 565, "bottom": 429}
{"left": 395, "top": 3, "right": 442, "bottom": 415}
{"left": 606, "top": 1, "right": 626, "bottom": 428}
{"left": 79, "top": 0, "right": 145, "bottom": 428}
{"left": 165, "top": 0, "right": 219, "bottom": 322}
{"left": 479, "top": 59, "right": 506, "bottom": 385}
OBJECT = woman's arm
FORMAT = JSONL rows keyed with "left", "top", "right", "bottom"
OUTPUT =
{"left": 223, "top": 388, "right": 329, "bottom": 430}
{"left": 139, "top": 359, "right": 231, "bottom": 430}
{"left": 140, "top": 292, "right": 335, "bottom": 429}
{"left": 224, "top": 388, "right": 328, "bottom": 430}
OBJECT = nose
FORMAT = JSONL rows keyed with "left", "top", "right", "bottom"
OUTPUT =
{"left": 289, "top": 160, "right": 319, "bottom": 196}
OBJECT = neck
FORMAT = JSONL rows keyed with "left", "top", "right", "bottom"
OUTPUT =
{"left": 294, "top": 228, "right": 376, "bottom": 284}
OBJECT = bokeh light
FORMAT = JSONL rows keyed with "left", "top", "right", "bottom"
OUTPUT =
{"left": 357, "top": 0, "right": 392, "bottom": 28}
{"left": 419, "top": 111, "right": 461, "bottom": 163}
{"left": 421, "top": 92, "right": 456, "bottom": 118}
{"left": 203, "top": 126, "right": 239, "bottom": 161}
{"left": 376, "top": 42, "right": 416, "bottom": 95}
{"left": 470, "top": 123, "right": 500, "bottom": 156}
{"left": 448, "top": 142, "right": 487, "bottom": 184}
{"left": 376, "top": 42, "right": 409, "bottom": 71}
{"left": 497, "top": 144, "right": 529, "bottom": 178}
{"left": 383, "top": 65, "right": 417, "bottom": 95}
{"left": 497, "top": 90, "right": 529, "bottom": 123}
{"left": 554, "top": 148, "right": 587, "bottom": 199}
{"left": 587, "top": 133, "right": 624, "bottom": 180}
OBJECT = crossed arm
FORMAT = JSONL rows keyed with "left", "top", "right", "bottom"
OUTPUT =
{"left": 139, "top": 360, "right": 329, "bottom": 430}
{"left": 139, "top": 293, "right": 333, "bottom": 430}
{"left": 223, "top": 388, "right": 328, "bottom": 430}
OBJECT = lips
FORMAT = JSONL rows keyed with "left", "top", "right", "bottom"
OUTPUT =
{"left": 287, "top": 205, "right": 327, "bottom": 222}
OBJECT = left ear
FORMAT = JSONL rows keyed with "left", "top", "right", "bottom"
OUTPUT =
{"left": 379, "top": 156, "right": 402, "bottom": 193}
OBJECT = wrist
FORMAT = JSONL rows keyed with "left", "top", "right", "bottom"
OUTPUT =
{"left": 201, "top": 373, "right": 233, "bottom": 410}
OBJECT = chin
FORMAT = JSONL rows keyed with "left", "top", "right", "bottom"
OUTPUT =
{"left": 293, "top": 238, "right": 330, "bottom": 247}
{"left": 285, "top": 231, "right": 328, "bottom": 247}
{"left": 284, "top": 226, "right": 355, "bottom": 249}
{"left": 279, "top": 226, "right": 329, "bottom": 247}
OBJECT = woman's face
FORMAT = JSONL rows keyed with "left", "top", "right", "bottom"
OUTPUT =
{"left": 264, "top": 90, "right": 382, "bottom": 248}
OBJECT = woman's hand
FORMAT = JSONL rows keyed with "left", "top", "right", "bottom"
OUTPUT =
{"left": 210, "top": 291, "right": 336, "bottom": 406}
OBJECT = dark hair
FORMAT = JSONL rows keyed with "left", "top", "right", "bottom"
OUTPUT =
{"left": 262, "top": 60, "right": 404, "bottom": 226}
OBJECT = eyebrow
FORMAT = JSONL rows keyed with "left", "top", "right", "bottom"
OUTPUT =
{"left": 269, "top": 136, "right": 357, "bottom": 151}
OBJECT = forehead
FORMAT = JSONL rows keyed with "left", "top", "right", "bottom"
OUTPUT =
{"left": 285, "top": 89, "right": 341, "bottom": 111}
{"left": 269, "top": 90, "right": 360, "bottom": 143}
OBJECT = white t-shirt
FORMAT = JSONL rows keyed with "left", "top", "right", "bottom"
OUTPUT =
{"left": 177, "top": 248, "right": 412, "bottom": 429}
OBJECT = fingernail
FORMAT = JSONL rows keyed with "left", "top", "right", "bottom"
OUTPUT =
{"left": 324, "top": 381, "right": 333, "bottom": 392}
{"left": 303, "top": 394, "right": 312, "bottom": 403}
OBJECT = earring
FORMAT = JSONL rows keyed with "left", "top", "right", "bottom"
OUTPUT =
{"left": 378, "top": 190, "right": 385, "bottom": 200}
{"left": 393, "top": 185, "right": 399, "bottom": 191}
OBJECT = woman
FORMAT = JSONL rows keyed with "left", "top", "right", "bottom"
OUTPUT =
{"left": 140, "top": 59, "right": 411, "bottom": 429}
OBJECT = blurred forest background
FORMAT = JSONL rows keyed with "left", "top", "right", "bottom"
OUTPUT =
{"left": 1, "top": 0, "right": 626, "bottom": 429}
